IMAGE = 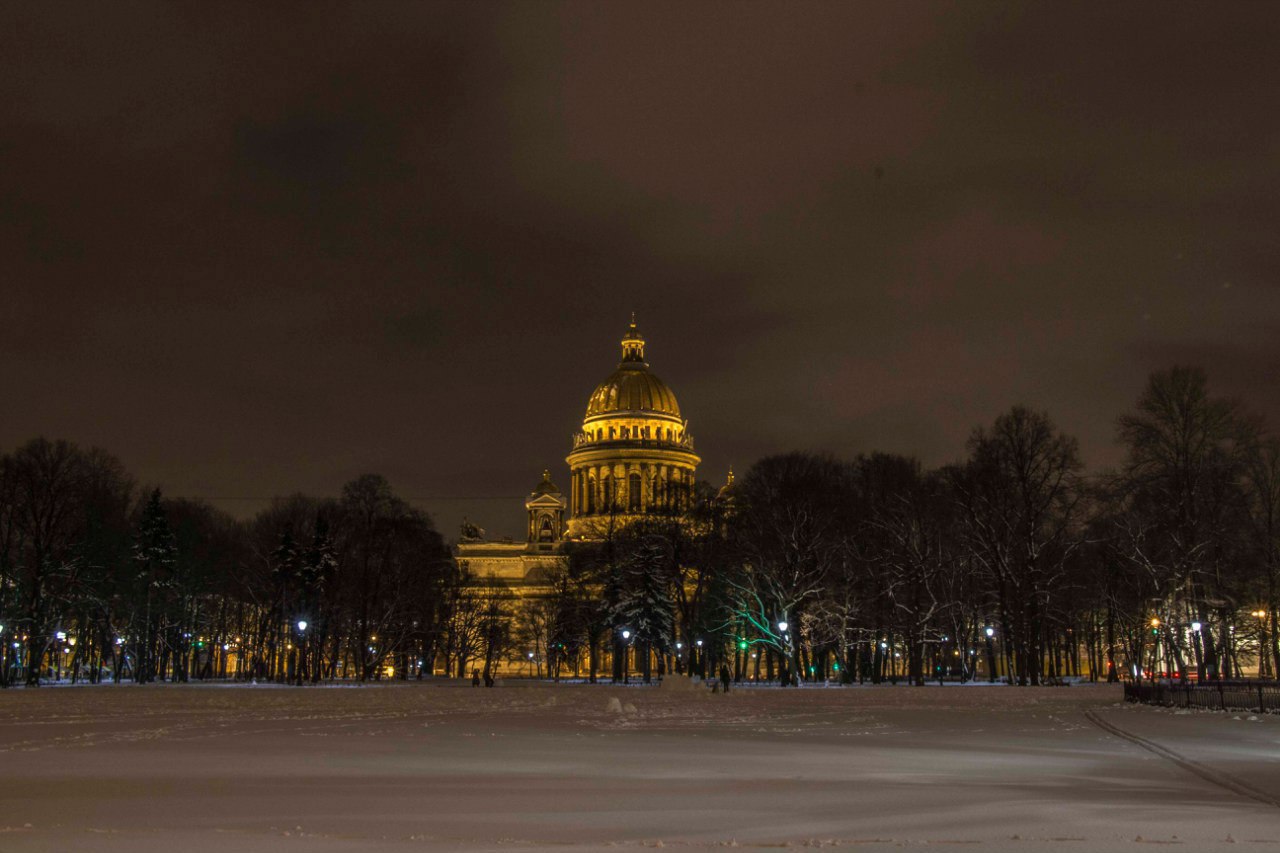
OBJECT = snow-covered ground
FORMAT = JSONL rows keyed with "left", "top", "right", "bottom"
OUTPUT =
{"left": 1, "top": 681, "right": 1277, "bottom": 851}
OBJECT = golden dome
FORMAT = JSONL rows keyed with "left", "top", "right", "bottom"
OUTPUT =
{"left": 584, "top": 317, "right": 682, "bottom": 421}
{"left": 585, "top": 366, "right": 682, "bottom": 420}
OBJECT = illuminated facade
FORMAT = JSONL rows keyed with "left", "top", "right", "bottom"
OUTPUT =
{"left": 455, "top": 316, "right": 699, "bottom": 583}
{"left": 566, "top": 317, "right": 700, "bottom": 538}
{"left": 454, "top": 470, "right": 569, "bottom": 587}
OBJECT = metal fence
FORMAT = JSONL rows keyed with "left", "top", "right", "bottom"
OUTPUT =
{"left": 1124, "top": 679, "right": 1280, "bottom": 714}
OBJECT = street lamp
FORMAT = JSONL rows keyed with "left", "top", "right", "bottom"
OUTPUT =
{"left": 985, "top": 626, "right": 994, "bottom": 638}
{"left": 619, "top": 629, "right": 632, "bottom": 684}
{"left": 777, "top": 620, "right": 789, "bottom": 633}
{"left": 1252, "top": 610, "right": 1270, "bottom": 678}
{"left": 291, "top": 619, "right": 309, "bottom": 685}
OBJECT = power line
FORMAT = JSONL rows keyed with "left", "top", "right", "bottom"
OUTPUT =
{"left": 176, "top": 495, "right": 526, "bottom": 502}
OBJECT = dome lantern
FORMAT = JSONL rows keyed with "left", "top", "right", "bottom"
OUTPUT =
{"left": 621, "top": 312, "right": 645, "bottom": 364}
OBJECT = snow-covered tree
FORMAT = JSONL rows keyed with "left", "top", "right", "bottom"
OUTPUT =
{"left": 612, "top": 534, "right": 676, "bottom": 683}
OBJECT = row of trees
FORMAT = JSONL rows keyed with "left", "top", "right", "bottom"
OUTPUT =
{"left": 0, "top": 451, "right": 460, "bottom": 686}
{"left": 488, "top": 366, "right": 1280, "bottom": 687}
{"left": 2, "top": 365, "right": 1275, "bottom": 687}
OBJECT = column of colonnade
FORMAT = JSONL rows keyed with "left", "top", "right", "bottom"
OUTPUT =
{"left": 568, "top": 461, "right": 697, "bottom": 520}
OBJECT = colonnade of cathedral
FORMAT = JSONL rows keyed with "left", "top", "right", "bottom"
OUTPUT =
{"left": 568, "top": 462, "right": 695, "bottom": 517}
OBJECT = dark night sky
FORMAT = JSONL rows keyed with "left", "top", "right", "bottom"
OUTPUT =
{"left": 3, "top": 4, "right": 1279, "bottom": 539}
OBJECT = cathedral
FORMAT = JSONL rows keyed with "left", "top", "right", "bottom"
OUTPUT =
{"left": 455, "top": 316, "right": 700, "bottom": 593}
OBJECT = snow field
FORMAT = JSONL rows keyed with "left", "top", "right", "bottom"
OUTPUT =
{"left": 0, "top": 682, "right": 1277, "bottom": 851}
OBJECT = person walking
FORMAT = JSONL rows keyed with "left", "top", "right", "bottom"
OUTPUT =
{"left": 719, "top": 663, "right": 731, "bottom": 694}
{"left": 472, "top": 668, "right": 481, "bottom": 687}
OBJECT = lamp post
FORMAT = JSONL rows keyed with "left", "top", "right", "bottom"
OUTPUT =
{"left": 1189, "top": 621, "right": 1204, "bottom": 681}
{"left": 1252, "top": 610, "right": 1270, "bottom": 678}
{"left": 53, "top": 631, "right": 67, "bottom": 681}
{"left": 294, "top": 619, "right": 307, "bottom": 686}
{"left": 777, "top": 618, "right": 792, "bottom": 686}
{"left": 1149, "top": 617, "right": 1162, "bottom": 681}
{"left": 983, "top": 626, "right": 997, "bottom": 683}
{"left": 695, "top": 638, "right": 704, "bottom": 678}
{"left": 620, "top": 629, "right": 632, "bottom": 684}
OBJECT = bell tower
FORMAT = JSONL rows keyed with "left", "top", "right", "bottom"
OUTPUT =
{"left": 525, "top": 469, "right": 566, "bottom": 551}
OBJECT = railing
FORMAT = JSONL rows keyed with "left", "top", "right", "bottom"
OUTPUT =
{"left": 1124, "top": 679, "right": 1280, "bottom": 714}
{"left": 570, "top": 431, "right": 696, "bottom": 451}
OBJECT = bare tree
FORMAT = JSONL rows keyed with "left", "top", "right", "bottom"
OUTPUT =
{"left": 953, "top": 407, "right": 1083, "bottom": 686}
{"left": 727, "top": 453, "right": 854, "bottom": 684}
{"left": 3, "top": 439, "right": 133, "bottom": 685}
{"left": 1112, "top": 367, "right": 1256, "bottom": 679}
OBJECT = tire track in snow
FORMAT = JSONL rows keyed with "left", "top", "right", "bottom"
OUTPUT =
{"left": 1084, "top": 708, "right": 1280, "bottom": 809}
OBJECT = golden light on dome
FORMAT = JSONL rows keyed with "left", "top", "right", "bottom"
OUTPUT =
{"left": 565, "top": 315, "right": 700, "bottom": 539}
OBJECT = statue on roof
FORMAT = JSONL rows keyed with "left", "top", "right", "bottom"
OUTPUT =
{"left": 459, "top": 517, "right": 486, "bottom": 542}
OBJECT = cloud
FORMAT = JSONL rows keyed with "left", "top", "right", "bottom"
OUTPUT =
{"left": 2, "top": 3, "right": 1279, "bottom": 538}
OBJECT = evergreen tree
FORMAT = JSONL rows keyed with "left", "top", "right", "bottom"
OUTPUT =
{"left": 270, "top": 528, "right": 300, "bottom": 681}
{"left": 299, "top": 517, "right": 337, "bottom": 682}
{"left": 132, "top": 488, "right": 176, "bottom": 684}
{"left": 613, "top": 535, "right": 675, "bottom": 683}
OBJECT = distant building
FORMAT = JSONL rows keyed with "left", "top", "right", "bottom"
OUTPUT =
{"left": 455, "top": 316, "right": 700, "bottom": 589}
